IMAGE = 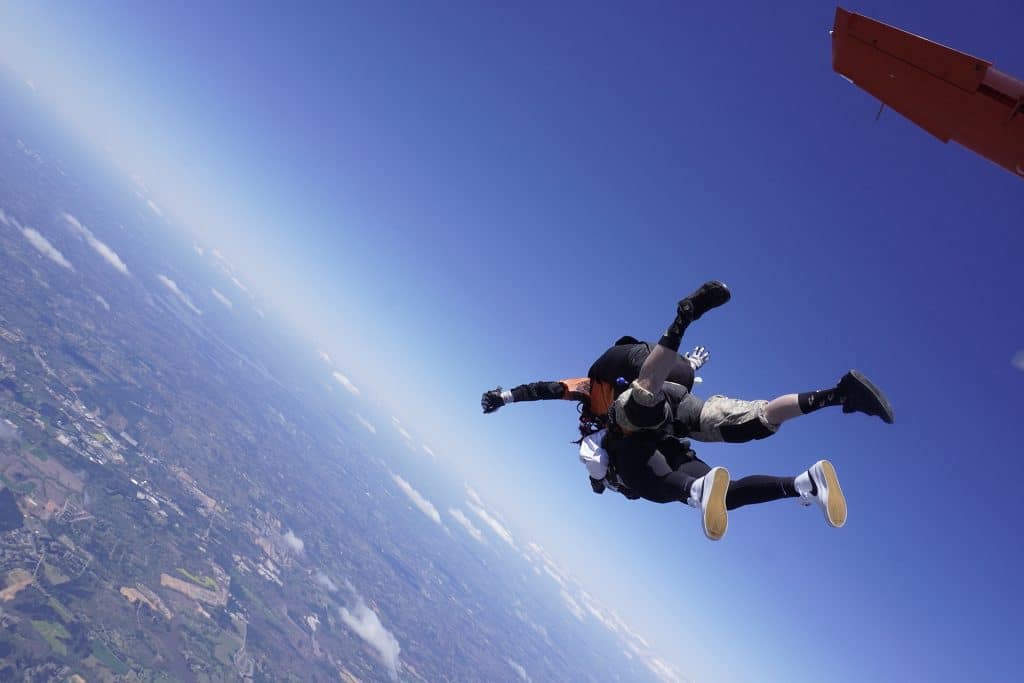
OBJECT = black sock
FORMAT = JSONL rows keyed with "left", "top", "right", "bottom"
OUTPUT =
{"left": 797, "top": 387, "right": 843, "bottom": 414}
{"left": 658, "top": 315, "right": 690, "bottom": 352}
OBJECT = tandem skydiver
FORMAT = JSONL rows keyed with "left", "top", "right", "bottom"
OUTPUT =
{"left": 481, "top": 281, "right": 894, "bottom": 540}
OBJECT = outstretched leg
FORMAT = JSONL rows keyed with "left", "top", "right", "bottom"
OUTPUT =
{"left": 681, "top": 370, "right": 895, "bottom": 444}
{"left": 764, "top": 370, "right": 894, "bottom": 425}
{"left": 726, "top": 475, "right": 800, "bottom": 510}
{"left": 679, "top": 453, "right": 847, "bottom": 527}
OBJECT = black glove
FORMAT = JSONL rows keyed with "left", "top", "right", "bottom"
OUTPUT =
{"left": 481, "top": 387, "right": 505, "bottom": 414}
{"left": 618, "top": 485, "right": 641, "bottom": 500}
{"left": 589, "top": 477, "right": 606, "bottom": 494}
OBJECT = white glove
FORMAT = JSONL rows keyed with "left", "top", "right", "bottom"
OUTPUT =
{"left": 684, "top": 345, "right": 710, "bottom": 371}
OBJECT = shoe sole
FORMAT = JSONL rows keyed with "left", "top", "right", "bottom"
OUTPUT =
{"left": 817, "top": 460, "right": 847, "bottom": 528}
{"left": 702, "top": 467, "right": 730, "bottom": 541}
{"left": 848, "top": 370, "right": 895, "bottom": 424}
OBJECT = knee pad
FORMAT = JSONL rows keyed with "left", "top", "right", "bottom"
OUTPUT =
{"left": 611, "top": 381, "right": 671, "bottom": 433}
{"left": 719, "top": 419, "right": 776, "bottom": 443}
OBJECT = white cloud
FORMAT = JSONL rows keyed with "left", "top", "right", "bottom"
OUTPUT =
{"left": 94, "top": 294, "right": 111, "bottom": 311}
{"left": 582, "top": 596, "right": 620, "bottom": 633}
{"left": 542, "top": 564, "right": 568, "bottom": 589}
{"left": 610, "top": 610, "right": 651, "bottom": 655}
{"left": 507, "top": 659, "right": 532, "bottom": 683}
{"left": 211, "top": 248, "right": 229, "bottom": 265}
{"left": 391, "top": 417, "right": 412, "bottom": 441}
{"left": 352, "top": 413, "right": 376, "bottom": 434}
{"left": 645, "top": 657, "right": 685, "bottom": 683}
{"left": 15, "top": 140, "right": 41, "bottom": 165}
{"left": 621, "top": 621, "right": 650, "bottom": 650}
{"left": 21, "top": 226, "right": 73, "bottom": 269}
{"left": 527, "top": 543, "right": 578, "bottom": 593}
{"left": 231, "top": 276, "right": 249, "bottom": 294}
{"left": 391, "top": 474, "right": 441, "bottom": 525}
{"left": 193, "top": 244, "right": 205, "bottom": 256}
{"left": 0, "top": 208, "right": 9, "bottom": 225}
{"left": 317, "top": 350, "right": 333, "bottom": 365}
{"left": 465, "top": 485, "right": 484, "bottom": 507}
{"left": 283, "top": 530, "right": 305, "bottom": 554}
{"left": 514, "top": 607, "right": 552, "bottom": 646}
{"left": 157, "top": 275, "right": 202, "bottom": 314}
{"left": 339, "top": 599, "right": 401, "bottom": 680}
{"left": 467, "top": 501, "right": 517, "bottom": 550}
{"left": 421, "top": 445, "right": 435, "bottom": 459}
{"left": 314, "top": 570, "right": 338, "bottom": 592}
{"left": 61, "top": 212, "right": 129, "bottom": 274}
{"left": 0, "top": 421, "right": 19, "bottom": 441}
{"left": 147, "top": 199, "right": 163, "bottom": 217}
{"left": 211, "top": 288, "right": 233, "bottom": 309}
{"left": 24, "top": 79, "right": 36, "bottom": 92}
{"left": 333, "top": 371, "right": 360, "bottom": 395}
{"left": 1012, "top": 350, "right": 1024, "bottom": 371}
{"left": 560, "top": 589, "right": 585, "bottom": 621}
{"left": 448, "top": 508, "right": 485, "bottom": 544}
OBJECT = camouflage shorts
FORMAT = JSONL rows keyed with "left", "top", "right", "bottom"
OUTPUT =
{"left": 687, "top": 395, "right": 777, "bottom": 443}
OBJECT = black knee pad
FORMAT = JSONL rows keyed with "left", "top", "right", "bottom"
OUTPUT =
{"left": 719, "top": 419, "right": 774, "bottom": 443}
{"left": 621, "top": 396, "right": 671, "bottom": 431}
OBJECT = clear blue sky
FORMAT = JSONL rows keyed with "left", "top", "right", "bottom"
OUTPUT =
{"left": 2, "top": 1, "right": 1022, "bottom": 681}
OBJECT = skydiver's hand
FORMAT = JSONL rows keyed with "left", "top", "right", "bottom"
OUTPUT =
{"left": 481, "top": 388, "right": 506, "bottom": 414}
{"left": 684, "top": 345, "right": 710, "bottom": 371}
{"left": 619, "top": 486, "right": 641, "bottom": 500}
{"left": 589, "top": 477, "right": 606, "bottom": 494}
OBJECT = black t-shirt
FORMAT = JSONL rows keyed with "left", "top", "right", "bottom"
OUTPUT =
{"left": 587, "top": 340, "right": 695, "bottom": 392}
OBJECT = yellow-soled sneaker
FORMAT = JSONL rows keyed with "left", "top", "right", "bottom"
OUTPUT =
{"left": 796, "top": 460, "right": 847, "bottom": 528}
{"left": 687, "top": 466, "right": 730, "bottom": 541}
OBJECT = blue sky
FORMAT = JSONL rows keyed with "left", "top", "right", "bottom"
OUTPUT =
{"left": 2, "top": 1, "right": 1022, "bottom": 681}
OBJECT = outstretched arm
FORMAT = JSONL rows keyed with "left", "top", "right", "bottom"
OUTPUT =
{"left": 481, "top": 378, "right": 590, "bottom": 414}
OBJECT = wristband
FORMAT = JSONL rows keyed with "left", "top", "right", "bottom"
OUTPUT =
{"left": 500, "top": 390, "right": 514, "bottom": 404}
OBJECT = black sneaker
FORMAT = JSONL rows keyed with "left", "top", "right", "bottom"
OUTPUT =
{"left": 678, "top": 281, "right": 731, "bottom": 322}
{"left": 838, "top": 370, "right": 894, "bottom": 424}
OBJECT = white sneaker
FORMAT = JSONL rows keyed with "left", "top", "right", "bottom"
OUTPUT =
{"left": 687, "top": 467, "right": 730, "bottom": 541}
{"left": 795, "top": 460, "right": 847, "bottom": 528}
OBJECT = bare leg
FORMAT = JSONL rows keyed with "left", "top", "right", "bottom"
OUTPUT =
{"left": 636, "top": 344, "right": 679, "bottom": 395}
{"left": 612, "top": 283, "right": 731, "bottom": 434}
{"left": 764, "top": 394, "right": 802, "bottom": 426}
{"left": 639, "top": 282, "right": 731, "bottom": 395}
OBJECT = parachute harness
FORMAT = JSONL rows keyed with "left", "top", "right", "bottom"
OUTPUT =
{"left": 574, "top": 402, "right": 607, "bottom": 444}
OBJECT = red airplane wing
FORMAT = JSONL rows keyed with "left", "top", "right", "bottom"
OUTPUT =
{"left": 831, "top": 6, "right": 1024, "bottom": 179}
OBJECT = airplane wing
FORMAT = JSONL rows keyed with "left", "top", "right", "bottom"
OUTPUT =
{"left": 831, "top": 6, "right": 1024, "bottom": 179}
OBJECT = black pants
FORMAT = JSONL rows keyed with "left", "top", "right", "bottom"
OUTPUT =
{"left": 608, "top": 433, "right": 794, "bottom": 509}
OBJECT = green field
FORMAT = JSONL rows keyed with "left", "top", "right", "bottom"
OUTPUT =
{"left": 90, "top": 640, "right": 129, "bottom": 675}
{"left": 47, "top": 597, "right": 73, "bottom": 623}
{"left": 27, "top": 445, "right": 48, "bottom": 461}
{"left": 42, "top": 562, "right": 70, "bottom": 586}
{"left": 0, "top": 473, "right": 34, "bottom": 495}
{"left": 30, "top": 619, "right": 69, "bottom": 656}
{"left": 213, "top": 629, "right": 242, "bottom": 667}
{"left": 177, "top": 567, "right": 217, "bottom": 589}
